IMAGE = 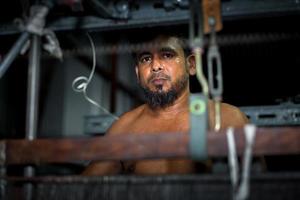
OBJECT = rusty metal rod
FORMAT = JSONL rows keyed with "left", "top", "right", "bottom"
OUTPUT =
{"left": 0, "top": 127, "right": 300, "bottom": 165}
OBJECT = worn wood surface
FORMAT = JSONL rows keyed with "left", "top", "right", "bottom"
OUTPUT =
{"left": 202, "top": 0, "right": 223, "bottom": 33}
{"left": 0, "top": 127, "right": 300, "bottom": 165}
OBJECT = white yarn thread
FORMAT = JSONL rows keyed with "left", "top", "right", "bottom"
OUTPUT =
{"left": 226, "top": 125, "right": 256, "bottom": 200}
{"left": 226, "top": 127, "right": 239, "bottom": 194}
{"left": 236, "top": 125, "right": 256, "bottom": 200}
{"left": 72, "top": 32, "right": 119, "bottom": 120}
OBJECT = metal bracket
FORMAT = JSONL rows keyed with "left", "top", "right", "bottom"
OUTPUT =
{"left": 25, "top": 5, "right": 49, "bottom": 36}
{"left": 189, "top": 93, "right": 208, "bottom": 160}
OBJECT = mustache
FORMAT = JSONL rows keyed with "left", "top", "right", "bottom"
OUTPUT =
{"left": 147, "top": 73, "right": 171, "bottom": 83}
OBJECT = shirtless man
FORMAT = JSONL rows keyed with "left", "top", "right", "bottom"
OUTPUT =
{"left": 82, "top": 34, "right": 248, "bottom": 175}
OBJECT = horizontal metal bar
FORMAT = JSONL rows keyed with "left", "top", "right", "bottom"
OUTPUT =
{"left": 0, "top": 1, "right": 300, "bottom": 35}
{"left": 240, "top": 104, "right": 300, "bottom": 126}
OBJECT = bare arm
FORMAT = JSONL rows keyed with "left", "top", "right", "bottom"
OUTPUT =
{"left": 82, "top": 160, "right": 122, "bottom": 176}
{"left": 81, "top": 117, "right": 128, "bottom": 176}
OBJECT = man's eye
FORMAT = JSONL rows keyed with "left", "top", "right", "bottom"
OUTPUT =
{"left": 162, "top": 52, "right": 174, "bottom": 59}
{"left": 139, "top": 56, "right": 151, "bottom": 63}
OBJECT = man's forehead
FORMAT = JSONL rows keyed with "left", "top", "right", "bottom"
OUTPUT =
{"left": 153, "top": 35, "right": 181, "bottom": 45}
{"left": 137, "top": 36, "right": 183, "bottom": 54}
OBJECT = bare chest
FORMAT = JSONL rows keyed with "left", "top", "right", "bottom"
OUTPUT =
{"left": 127, "top": 115, "right": 189, "bottom": 134}
{"left": 122, "top": 113, "right": 192, "bottom": 174}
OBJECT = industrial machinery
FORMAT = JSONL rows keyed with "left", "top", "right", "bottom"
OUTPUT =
{"left": 0, "top": 1, "right": 300, "bottom": 199}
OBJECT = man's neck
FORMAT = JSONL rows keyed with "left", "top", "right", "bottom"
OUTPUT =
{"left": 145, "top": 89, "right": 190, "bottom": 119}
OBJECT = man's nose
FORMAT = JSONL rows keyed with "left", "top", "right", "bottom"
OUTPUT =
{"left": 151, "top": 56, "right": 163, "bottom": 72}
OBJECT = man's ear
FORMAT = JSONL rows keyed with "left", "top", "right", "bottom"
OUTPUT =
{"left": 135, "top": 65, "right": 140, "bottom": 82}
{"left": 186, "top": 54, "right": 196, "bottom": 75}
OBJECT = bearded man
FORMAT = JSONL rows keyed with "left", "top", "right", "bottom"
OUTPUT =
{"left": 82, "top": 34, "right": 248, "bottom": 175}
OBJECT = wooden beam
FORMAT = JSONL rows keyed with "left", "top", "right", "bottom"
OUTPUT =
{"left": 1, "top": 127, "right": 300, "bottom": 165}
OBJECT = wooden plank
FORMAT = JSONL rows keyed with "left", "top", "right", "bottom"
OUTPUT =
{"left": 208, "top": 127, "right": 300, "bottom": 157}
{"left": 3, "top": 132, "right": 189, "bottom": 165}
{"left": 1, "top": 127, "right": 300, "bottom": 165}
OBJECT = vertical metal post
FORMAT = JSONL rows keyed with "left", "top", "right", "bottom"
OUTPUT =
{"left": 24, "top": 34, "right": 41, "bottom": 200}
{"left": 26, "top": 35, "right": 41, "bottom": 141}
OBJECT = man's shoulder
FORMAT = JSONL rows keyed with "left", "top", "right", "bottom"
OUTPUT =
{"left": 208, "top": 100, "right": 248, "bottom": 128}
{"left": 106, "top": 104, "right": 146, "bottom": 135}
{"left": 118, "top": 104, "right": 145, "bottom": 123}
{"left": 220, "top": 102, "right": 249, "bottom": 127}
{"left": 221, "top": 102, "right": 244, "bottom": 116}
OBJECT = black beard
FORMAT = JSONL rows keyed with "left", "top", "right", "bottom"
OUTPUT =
{"left": 141, "top": 74, "right": 188, "bottom": 109}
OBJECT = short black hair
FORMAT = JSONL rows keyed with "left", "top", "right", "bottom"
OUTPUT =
{"left": 127, "top": 26, "right": 191, "bottom": 63}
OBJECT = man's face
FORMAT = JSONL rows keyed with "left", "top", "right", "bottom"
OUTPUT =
{"left": 135, "top": 36, "right": 192, "bottom": 108}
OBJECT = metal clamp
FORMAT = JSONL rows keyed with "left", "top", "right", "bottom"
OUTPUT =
{"left": 189, "top": 94, "right": 208, "bottom": 160}
{"left": 207, "top": 17, "right": 223, "bottom": 98}
{"left": 207, "top": 17, "right": 223, "bottom": 131}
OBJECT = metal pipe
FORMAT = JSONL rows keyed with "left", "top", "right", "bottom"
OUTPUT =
{"left": 24, "top": 34, "right": 41, "bottom": 200}
{"left": 0, "top": 32, "right": 30, "bottom": 79}
{"left": 26, "top": 35, "right": 41, "bottom": 140}
{"left": 24, "top": 167, "right": 34, "bottom": 200}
